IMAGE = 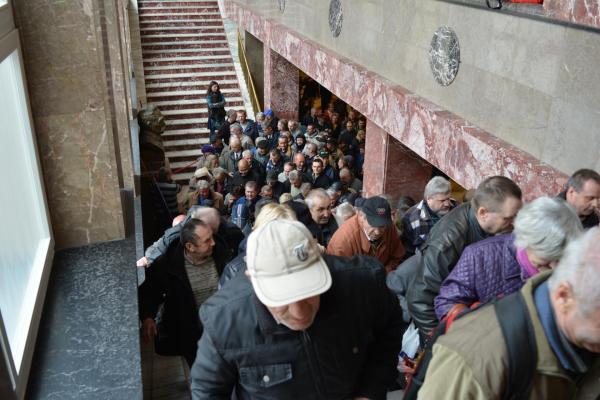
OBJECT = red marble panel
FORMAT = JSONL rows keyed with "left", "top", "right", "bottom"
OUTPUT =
{"left": 544, "top": 0, "right": 600, "bottom": 29}
{"left": 384, "top": 136, "right": 432, "bottom": 203}
{"left": 263, "top": 48, "right": 299, "bottom": 121}
{"left": 223, "top": 0, "right": 568, "bottom": 200}
{"left": 363, "top": 121, "right": 387, "bottom": 197}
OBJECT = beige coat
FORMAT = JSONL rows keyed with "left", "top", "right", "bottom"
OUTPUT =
{"left": 419, "top": 272, "right": 600, "bottom": 400}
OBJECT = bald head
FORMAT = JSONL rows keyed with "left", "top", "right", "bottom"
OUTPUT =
{"left": 238, "top": 159, "right": 250, "bottom": 176}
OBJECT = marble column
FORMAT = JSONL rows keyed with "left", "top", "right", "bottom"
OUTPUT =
{"left": 363, "top": 121, "right": 432, "bottom": 202}
{"left": 13, "top": 0, "right": 133, "bottom": 249}
{"left": 263, "top": 48, "right": 299, "bottom": 121}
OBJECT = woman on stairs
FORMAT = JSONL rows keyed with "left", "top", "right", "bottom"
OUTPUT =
{"left": 206, "top": 81, "right": 226, "bottom": 142}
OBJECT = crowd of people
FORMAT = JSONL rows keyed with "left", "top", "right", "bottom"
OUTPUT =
{"left": 139, "top": 80, "right": 600, "bottom": 399}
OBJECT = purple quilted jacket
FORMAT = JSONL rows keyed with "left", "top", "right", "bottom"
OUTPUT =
{"left": 434, "top": 233, "right": 526, "bottom": 320}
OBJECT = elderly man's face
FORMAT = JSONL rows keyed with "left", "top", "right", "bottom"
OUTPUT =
{"left": 230, "top": 141, "right": 241, "bottom": 152}
{"left": 198, "top": 187, "right": 210, "bottom": 198}
{"left": 427, "top": 193, "right": 453, "bottom": 216}
{"left": 358, "top": 213, "right": 386, "bottom": 242}
{"left": 567, "top": 179, "right": 600, "bottom": 218}
{"left": 553, "top": 282, "right": 600, "bottom": 353}
{"left": 186, "top": 224, "right": 214, "bottom": 260}
{"left": 478, "top": 196, "right": 522, "bottom": 235}
{"left": 284, "top": 165, "right": 293, "bottom": 176}
{"left": 237, "top": 112, "right": 247, "bottom": 123}
{"left": 267, "top": 295, "right": 320, "bottom": 331}
{"left": 245, "top": 187, "right": 257, "bottom": 200}
{"left": 278, "top": 139, "right": 287, "bottom": 150}
{"left": 310, "top": 196, "right": 332, "bottom": 225}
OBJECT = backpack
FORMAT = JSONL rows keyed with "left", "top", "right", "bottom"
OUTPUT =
{"left": 403, "top": 291, "right": 537, "bottom": 400}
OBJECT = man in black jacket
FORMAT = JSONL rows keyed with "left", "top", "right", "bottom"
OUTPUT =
{"left": 557, "top": 168, "right": 600, "bottom": 229}
{"left": 406, "top": 176, "right": 522, "bottom": 337}
{"left": 191, "top": 220, "right": 403, "bottom": 399}
{"left": 138, "top": 219, "right": 229, "bottom": 366}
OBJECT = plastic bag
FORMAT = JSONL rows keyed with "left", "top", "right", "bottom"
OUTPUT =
{"left": 401, "top": 322, "right": 420, "bottom": 359}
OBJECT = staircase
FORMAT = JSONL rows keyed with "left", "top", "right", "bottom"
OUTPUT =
{"left": 139, "top": 0, "right": 245, "bottom": 183}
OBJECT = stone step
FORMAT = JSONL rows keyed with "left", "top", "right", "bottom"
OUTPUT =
{"left": 162, "top": 111, "right": 210, "bottom": 121}
{"left": 139, "top": 20, "right": 223, "bottom": 28}
{"left": 145, "top": 76, "right": 236, "bottom": 84}
{"left": 145, "top": 78, "right": 237, "bottom": 88}
{"left": 163, "top": 137, "right": 210, "bottom": 148}
{"left": 144, "top": 63, "right": 235, "bottom": 73}
{"left": 169, "top": 159, "right": 203, "bottom": 170}
{"left": 142, "top": 48, "right": 230, "bottom": 56}
{"left": 141, "top": 40, "right": 228, "bottom": 48}
{"left": 139, "top": 7, "right": 220, "bottom": 14}
{"left": 140, "top": 1, "right": 218, "bottom": 4}
{"left": 172, "top": 172, "right": 195, "bottom": 184}
{"left": 139, "top": 14, "right": 221, "bottom": 21}
{"left": 166, "top": 148, "right": 204, "bottom": 158}
{"left": 146, "top": 84, "right": 240, "bottom": 94}
{"left": 143, "top": 55, "right": 233, "bottom": 65}
{"left": 140, "top": 26, "right": 222, "bottom": 33}
{"left": 162, "top": 131, "right": 209, "bottom": 141}
{"left": 141, "top": 34, "right": 226, "bottom": 42}
{"left": 165, "top": 117, "right": 208, "bottom": 125}
{"left": 149, "top": 97, "right": 243, "bottom": 108}
{"left": 147, "top": 89, "right": 241, "bottom": 98}
{"left": 143, "top": 70, "right": 236, "bottom": 80}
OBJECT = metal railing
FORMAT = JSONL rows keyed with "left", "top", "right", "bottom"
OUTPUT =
{"left": 237, "top": 30, "right": 262, "bottom": 113}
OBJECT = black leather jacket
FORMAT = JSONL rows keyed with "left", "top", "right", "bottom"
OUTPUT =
{"left": 406, "top": 202, "right": 489, "bottom": 334}
{"left": 190, "top": 255, "right": 403, "bottom": 400}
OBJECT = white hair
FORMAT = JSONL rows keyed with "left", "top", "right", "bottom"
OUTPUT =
{"left": 548, "top": 227, "right": 600, "bottom": 315}
{"left": 514, "top": 197, "right": 583, "bottom": 261}
{"left": 242, "top": 149, "right": 253, "bottom": 158}
{"left": 190, "top": 206, "right": 220, "bottom": 231}
{"left": 424, "top": 176, "right": 452, "bottom": 199}
{"left": 334, "top": 202, "right": 356, "bottom": 225}
{"left": 305, "top": 188, "right": 330, "bottom": 209}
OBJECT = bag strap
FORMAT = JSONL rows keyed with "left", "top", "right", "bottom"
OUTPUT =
{"left": 494, "top": 292, "right": 537, "bottom": 400}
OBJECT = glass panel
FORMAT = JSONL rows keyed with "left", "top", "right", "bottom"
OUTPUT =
{"left": 0, "top": 50, "right": 51, "bottom": 371}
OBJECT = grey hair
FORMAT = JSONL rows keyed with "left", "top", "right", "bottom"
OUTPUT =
{"left": 196, "top": 180, "right": 211, "bottom": 190}
{"left": 255, "top": 112, "right": 264, "bottom": 120}
{"left": 212, "top": 167, "right": 227, "bottom": 179}
{"left": 242, "top": 149, "right": 253, "bottom": 158}
{"left": 548, "top": 227, "right": 600, "bottom": 315}
{"left": 335, "top": 202, "right": 356, "bottom": 223}
{"left": 288, "top": 170, "right": 300, "bottom": 181}
{"left": 514, "top": 197, "right": 583, "bottom": 261}
{"left": 300, "top": 182, "right": 312, "bottom": 196}
{"left": 230, "top": 123, "right": 242, "bottom": 133}
{"left": 305, "top": 188, "right": 330, "bottom": 209}
{"left": 424, "top": 176, "right": 451, "bottom": 200}
{"left": 189, "top": 206, "right": 220, "bottom": 232}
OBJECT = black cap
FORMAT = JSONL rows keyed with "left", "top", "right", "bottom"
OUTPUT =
{"left": 361, "top": 196, "right": 392, "bottom": 227}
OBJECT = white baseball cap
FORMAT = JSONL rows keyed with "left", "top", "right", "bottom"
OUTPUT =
{"left": 246, "top": 220, "right": 332, "bottom": 307}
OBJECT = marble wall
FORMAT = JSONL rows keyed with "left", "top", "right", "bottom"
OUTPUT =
{"left": 223, "top": 0, "right": 568, "bottom": 200}
{"left": 545, "top": 0, "right": 600, "bottom": 28}
{"left": 363, "top": 121, "right": 432, "bottom": 201}
{"left": 263, "top": 48, "right": 299, "bottom": 121}
{"left": 13, "top": 0, "right": 137, "bottom": 248}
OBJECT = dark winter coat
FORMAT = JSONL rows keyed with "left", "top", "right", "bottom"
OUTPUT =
{"left": 190, "top": 255, "right": 403, "bottom": 400}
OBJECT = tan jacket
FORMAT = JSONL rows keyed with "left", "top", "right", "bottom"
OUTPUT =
{"left": 419, "top": 272, "right": 600, "bottom": 400}
{"left": 186, "top": 189, "right": 224, "bottom": 213}
{"left": 326, "top": 214, "right": 405, "bottom": 273}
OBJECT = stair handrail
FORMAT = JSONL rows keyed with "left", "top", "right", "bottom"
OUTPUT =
{"left": 237, "top": 30, "right": 262, "bottom": 114}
